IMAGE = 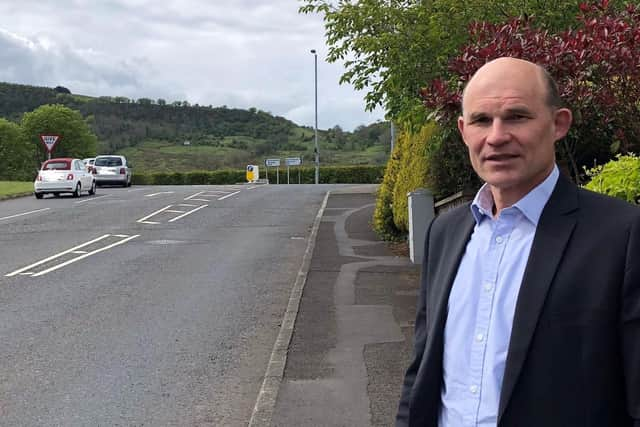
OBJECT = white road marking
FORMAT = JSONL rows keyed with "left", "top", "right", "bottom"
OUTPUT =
{"left": 0, "top": 208, "right": 50, "bottom": 221}
{"left": 184, "top": 191, "right": 205, "bottom": 200}
{"left": 165, "top": 209, "right": 186, "bottom": 213}
{"left": 31, "top": 235, "right": 140, "bottom": 277}
{"left": 168, "top": 204, "right": 208, "bottom": 222}
{"left": 177, "top": 203, "right": 197, "bottom": 207}
{"left": 186, "top": 198, "right": 210, "bottom": 202}
{"left": 74, "top": 195, "right": 110, "bottom": 204}
{"left": 218, "top": 190, "right": 241, "bottom": 200}
{"left": 139, "top": 221, "right": 161, "bottom": 225}
{"left": 137, "top": 205, "right": 172, "bottom": 223}
{"left": 145, "top": 191, "right": 174, "bottom": 197}
{"left": 5, "top": 234, "right": 112, "bottom": 277}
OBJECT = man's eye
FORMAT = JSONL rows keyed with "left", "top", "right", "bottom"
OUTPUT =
{"left": 506, "top": 114, "right": 528, "bottom": 121}
{"left": 471, "top": 117, "right": 490, "bottom": 124}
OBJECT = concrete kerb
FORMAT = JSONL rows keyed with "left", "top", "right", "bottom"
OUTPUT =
{"left": 0, "top": 192, "right": 33, "bottom": 201}
{"left": 248, "top": 190, "right": 331, "bottom": 427}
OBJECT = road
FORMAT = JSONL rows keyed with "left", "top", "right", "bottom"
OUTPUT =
{"left": 0, "top": 184, "right": 331, "bottom": 426}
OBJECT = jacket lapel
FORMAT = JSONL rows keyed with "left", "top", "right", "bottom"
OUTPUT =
{"left": 497, "top": 174, "right": 579, "bottom": 422}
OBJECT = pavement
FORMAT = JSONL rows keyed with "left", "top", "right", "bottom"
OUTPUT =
{"left": 268, "top": 186, "right": 421, "bottom": 427}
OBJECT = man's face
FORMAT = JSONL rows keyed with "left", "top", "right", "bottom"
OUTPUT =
{"left": 458, "top": 59, "right": 571, "bottom": 204}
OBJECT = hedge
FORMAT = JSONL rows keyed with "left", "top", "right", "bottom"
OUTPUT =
{"left": 584, "top": 153, "right": 640, "bottom": 204}
{"left": 132, "top": 165, "right": 385, "bottom": 186}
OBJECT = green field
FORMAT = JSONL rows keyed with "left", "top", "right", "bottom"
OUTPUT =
{"left": 118, "top": 140, "right": 390, "bottom": 173}
{"left": 0, "top": 181, "right": 33, "bottom": 199}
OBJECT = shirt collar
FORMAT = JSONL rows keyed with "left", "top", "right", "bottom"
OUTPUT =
{"left": 470, "top": 165, "right": 559, "bottom": 225}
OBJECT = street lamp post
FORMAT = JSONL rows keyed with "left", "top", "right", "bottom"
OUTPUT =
{"left": 310, "top": 49, "right": 319, "bottom": 184}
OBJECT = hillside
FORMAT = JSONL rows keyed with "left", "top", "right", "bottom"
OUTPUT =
{"left": 0, "top": 82, "right": 391, "bottom": 170}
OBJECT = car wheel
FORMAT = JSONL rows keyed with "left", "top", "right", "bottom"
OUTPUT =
{"left": 89, "top": 180, "right": 96, "bottom": 195}
{"left": 73, "top": 183, "right": 81, "bottom": 198}
{"left": 35, "top": 192, "right": 43, "bottom": 199}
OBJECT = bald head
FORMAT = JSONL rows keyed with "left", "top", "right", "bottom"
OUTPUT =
{"left": 461, "top": 58, "right": 562, "bottom": 114}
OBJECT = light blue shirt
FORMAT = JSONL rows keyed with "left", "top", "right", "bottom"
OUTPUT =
{"left": 438, "top": 166, "right": 559, "bottom": 427}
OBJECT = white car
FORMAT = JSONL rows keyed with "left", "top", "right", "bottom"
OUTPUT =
{"left": 34, "top": 157, "right": 96, "bottom": 199}
{"left": 82, "top": 157, "right": 95, "bottom": 172}
{"left": 93, "top": 155, "right": 132, "bottom": 187}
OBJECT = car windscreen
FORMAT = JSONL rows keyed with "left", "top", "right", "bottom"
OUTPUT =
{"left": 42, "top": 161, "right": 71, "bottom": 170}
{"left": 94, "top": 157, "right": 123, "bottom": 166}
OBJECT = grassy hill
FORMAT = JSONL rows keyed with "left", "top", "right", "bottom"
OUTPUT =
{"left": 0, "top": 82, "right": 391, "bottom": 172}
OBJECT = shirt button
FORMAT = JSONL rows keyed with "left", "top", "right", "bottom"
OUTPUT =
{"left": 476, "top": 333, "right": 485, "bottom": 342}
{"left": 495, "top": 235, "right": 504, "bottom": 244}
{"left": 469, "top": 385, "right": 479, "bottom": 394}
{"left": 484, "top": 283, "right": 493, "bottom": 292}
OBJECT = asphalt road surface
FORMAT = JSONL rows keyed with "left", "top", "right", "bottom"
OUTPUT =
{"left": 0, "top": 183, "right": 334, "bottom": 426}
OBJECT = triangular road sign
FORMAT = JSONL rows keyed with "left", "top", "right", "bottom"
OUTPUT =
{"left": 39, "top": 134, "right": 61, "bottom": 153}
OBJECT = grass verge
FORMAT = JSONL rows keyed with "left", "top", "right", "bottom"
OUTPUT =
{"left": 0, "top": 181, "right": 33, "bottom": 199}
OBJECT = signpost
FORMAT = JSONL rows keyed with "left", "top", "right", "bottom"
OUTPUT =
{"left": 39, "top": 134, "right": 61, "bottom": 160}
{"left": 285, "top": 157, "right": 302, "bottom": 184}
{"left": 265, "top": 158, "right": 281, "bottom": 184}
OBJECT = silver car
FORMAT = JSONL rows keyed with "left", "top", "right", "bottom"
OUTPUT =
{"left": 93, "top": 155, "right": 132, "bottom": 187}
{"left": 34, "top": 158, "right": 96, "bottom": 199}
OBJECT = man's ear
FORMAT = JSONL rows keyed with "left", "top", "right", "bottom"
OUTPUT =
{"left": 553, "top": 108, "right": 572, "bottom": 140}
{"left": 457, "top": 116, "right": 465, "bottom": 138}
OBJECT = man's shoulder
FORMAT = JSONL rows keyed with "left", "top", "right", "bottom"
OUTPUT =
{"left": 577, "top": 187, "right": 640, "bottom": 221}
{"left": 431, "top": 203, "right": 473, "bottom": 231}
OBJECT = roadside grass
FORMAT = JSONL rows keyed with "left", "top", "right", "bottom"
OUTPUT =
{"left": 0, "top": 181, "right": 33, "bottom": 199}
{"left": 118, "top": 138, "right": 390, "bottom": 174}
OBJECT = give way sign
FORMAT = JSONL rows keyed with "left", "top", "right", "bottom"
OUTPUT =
{"left": 39, "top": 134, "right": 61, "bottom": 153}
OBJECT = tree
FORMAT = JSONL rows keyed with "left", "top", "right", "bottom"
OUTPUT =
{"left": 0, "top": 118, "right": 34, "bottom": 180}
{"left": 54, "top": 86, "right": 71, "bottom": 94}
{"left": 421, "top": 1, "right": 640, "bottom": 183}
{"left": 299, "top": 0, "right": 583, "bottom": 125}
{"left": 21, "top": 104, "right": 98, "bottom": 164}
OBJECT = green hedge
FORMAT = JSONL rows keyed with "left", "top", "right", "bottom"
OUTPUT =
{"left": 584, "top": 154, "right": 640, "bottom": 204}
{"left": 132, "top": 165, "right": 384, "bottom": 185}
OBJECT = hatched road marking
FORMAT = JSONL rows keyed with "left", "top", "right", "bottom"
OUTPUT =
{"left": 5, "top": 234, "right": 139, "bottom": 277}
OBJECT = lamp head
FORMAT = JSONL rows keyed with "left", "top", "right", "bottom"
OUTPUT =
{"left": 310, "top": 49, "right": 316, "bottom": 54}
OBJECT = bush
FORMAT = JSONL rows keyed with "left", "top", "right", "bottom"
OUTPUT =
{"left": 373, "top": 132, "right": 406, "bottom": 240}
{"left": 584, "top": 154, "right": 640, "bottom": 204}
{"left": 392, "top": 123, "right": 437, "bottom": 233}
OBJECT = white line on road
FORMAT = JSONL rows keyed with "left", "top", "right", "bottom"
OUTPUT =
{"left": 145, "top": 191, "right": 175, "bottom": 197}
{"left": 139, "top": 221, "right": 160, "bottom": 224}
{"left": 0, "top": 208, "right": 50, "bottom": 221}
{"left": 74, "top": 195, "right": 110, "bottom": 204}
{"left": 5, "top": 234, "right": 112, "bottom": 277}
{"left": 137, "top": 205, "right": 172, "bottom": 223}
{"left": 165, "top": 209, "right": 186, "bottom": 213}
{"left": 168, "top": 204, "right": 208, "bottom": 222}
{"left": 186, "top": 198, "right": 210, "bottom": 202}
{"left": 177, "top": 203, "right": 197, "bottom": 207}
{"left": 218, "top": 190, "right": 241, "bottom": 200}
{"left": 184, "top": 191, "right": 205, "bottom": 200}
{"left": 32, "top": 234, "right": 139, "bottom": 277}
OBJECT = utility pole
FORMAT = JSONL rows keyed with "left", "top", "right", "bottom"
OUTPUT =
{"left": 310, "top": 49, "right": 319, "bottom": 184}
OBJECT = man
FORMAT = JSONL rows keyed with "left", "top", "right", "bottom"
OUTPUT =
{"left": 396, "top": 57, "right": 640, "bottom": 427}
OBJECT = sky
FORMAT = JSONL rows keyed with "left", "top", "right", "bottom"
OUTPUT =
{"left": 0, "top": 0, "right": 386, "bottom": 131}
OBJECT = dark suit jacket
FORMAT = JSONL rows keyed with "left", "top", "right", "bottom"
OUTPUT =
{"left": 396, "top": 174, "right": 640, "bottom": 427}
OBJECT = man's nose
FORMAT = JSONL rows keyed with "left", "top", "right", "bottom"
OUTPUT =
{"left": 486, "top": 120, "right": 510, "bottom": 145}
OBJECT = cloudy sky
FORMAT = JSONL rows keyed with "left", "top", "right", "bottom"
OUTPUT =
{"left": 0, "top": 0, "right": 385, "bottom": 131}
